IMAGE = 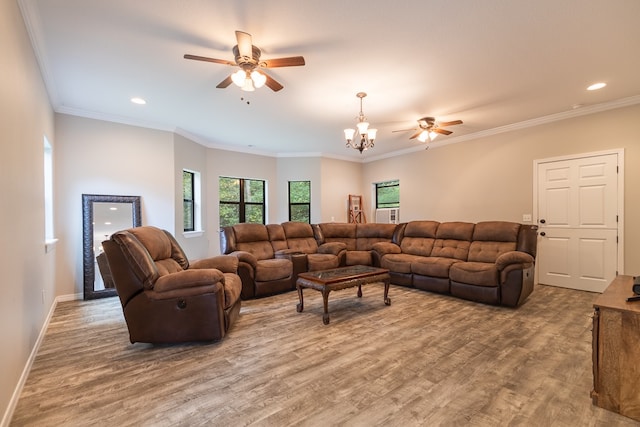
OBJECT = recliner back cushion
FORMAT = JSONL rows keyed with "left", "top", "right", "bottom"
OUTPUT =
{"left": 468, "top": 221, "right": 520, "bottom": 263}
{"left": 129, "top": 226, "right": 186, "bottom": 277}
{"left": 400, "top": 221, "right": 440, "bottom": 257}
{"left": 267, "top": 224, "right": 288, "bottom": 252}
{"left": 430, "top": 222, "right": 474, "bottom": 260}
{"left": 319, "top": 223, "right": 357, "bottom": 250}
{"left": 282, "top": 221, "right": 319, "bottom": 254}
{"left": 232, "top": 223, "right": 274, "bottom": 261}
{"left": 356, "top": 223, "right": 396, "bottom": 250}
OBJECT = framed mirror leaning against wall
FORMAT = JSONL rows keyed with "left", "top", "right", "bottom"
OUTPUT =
{"left": 82, "top": 194, "right": 142, "bottom": 300}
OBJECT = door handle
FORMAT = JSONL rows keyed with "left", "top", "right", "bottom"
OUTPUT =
{"left": 540, "top": 232, "right": 546, "bottom": 236}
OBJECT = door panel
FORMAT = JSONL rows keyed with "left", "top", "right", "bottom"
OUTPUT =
{"left": 537, "top": 153, "right": 618, "bottom": 292}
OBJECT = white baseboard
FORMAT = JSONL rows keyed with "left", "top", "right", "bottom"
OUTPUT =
{"left": 1, "top": 293, "right": 79, "bottom": 427}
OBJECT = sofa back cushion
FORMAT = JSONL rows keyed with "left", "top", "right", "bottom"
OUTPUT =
{"left": 318, "top": 223, "right": 357, "bottom": 250}
{"left": 430, "top": 221, "right": 475, "bottom": 260}
{"left": 468, "top": 221, "right": 520, "bottom": 263}
{"left": 232, "top": 223, "right": 274, "bottom": 261}
{"left": 400, "top": 221, "right": 440, "bottom": 257}
{"left": 282, "top": 221, "right": 319, "bottom": 254}
{"left": 267, "top": 224, "right": 288, "bottom": 252}
{"left": 356, "top": 223, "right": 396, "bottom": 250}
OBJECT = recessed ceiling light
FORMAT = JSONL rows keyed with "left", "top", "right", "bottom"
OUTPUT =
{"left": 131, "top": 97, "right": 146, "bottom": 105}
{"left": 587, "top": 82, "right": 606, "bottom": 91}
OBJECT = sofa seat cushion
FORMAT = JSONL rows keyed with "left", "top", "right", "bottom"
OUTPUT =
{"left": 381, "top": 253, "right": 426, "bottom": 274}
{"left": 255, "top": 258, "right": 292, "bottom": 282}
{"left": 449, "top": 262, "right": 499, "bottom": 287}
{"left": 411, "top": 257, "right": 462, "bottom": 278}
{"left": 346, "top": 250, "right": 372, "bottom": 266}
{"left": 222, "top": 272, "right": 242, "bottom": 309}
{"left": 307, "top": 253, "right": 340, "bottom": 271}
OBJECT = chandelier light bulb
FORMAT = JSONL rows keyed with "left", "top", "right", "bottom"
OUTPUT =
{"left": 344, "top": 128, "right": 355, "bottom": 142}
{"left": 356, "top": 121, "right": 369, "bottom": 134}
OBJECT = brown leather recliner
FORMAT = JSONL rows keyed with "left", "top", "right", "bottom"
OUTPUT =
{"left": 102, "top": 226, "right": 242, "bottom": 344}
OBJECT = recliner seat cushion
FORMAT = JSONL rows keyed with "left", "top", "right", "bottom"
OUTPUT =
{"left": 449, "top": 262, "right": 499, "bottom": 287}
{"left": 307, "top": 253, "right": 340, "bottom": 271}
{"left": 255, "top": 258, "right": 292, "bottom": 282}
{"left": 411, "top": 257, "right": 462, "bottom": 278}
{"left": 381, "top": 253, "right": 426, "bottom": 274}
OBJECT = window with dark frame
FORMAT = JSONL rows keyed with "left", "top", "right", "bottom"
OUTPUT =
{"left": 289, "top": 180, "right": 311, "bottom": 223}
{"left": 375, "top": 180, "right": 400, "bottom": 209}
{"left": 183, "top": 170, "right": 195, "bottom": 232}
{"left": 219, "top": 176, "right": 265, "bottom": 227}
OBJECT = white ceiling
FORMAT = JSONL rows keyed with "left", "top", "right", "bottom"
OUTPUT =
{"left": 19, "top": 0, "right": 640, "bottom": 161}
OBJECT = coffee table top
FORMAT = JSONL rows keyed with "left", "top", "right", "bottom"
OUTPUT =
{"left": 297, "top": 265, "right": 389, "bottom": 285}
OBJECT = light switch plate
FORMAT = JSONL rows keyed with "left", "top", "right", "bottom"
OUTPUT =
{"left": 522, "top": 214, "right": 532, "bottom": 222}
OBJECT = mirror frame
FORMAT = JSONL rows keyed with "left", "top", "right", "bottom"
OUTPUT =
{"left": 83, "top": 194, "right": 142, "bottom": 300}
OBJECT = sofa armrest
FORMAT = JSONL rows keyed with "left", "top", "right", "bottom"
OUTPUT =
{"left": 495, "top": 251, "right": 534, "bottom": 271}
{"left": 372, "top": 241, "right": 401, "bottom": 256}
{"left": 153, "top": 269, "right": 225, "bottom": 293}
{"left": 229, "top": 250, "right": 258, "bottom": 269}
{"left": 190, "top": 255, "right": 239, "bottom": 273}
{"left": 318, "top": 242, "right": 347, "bottom": 255}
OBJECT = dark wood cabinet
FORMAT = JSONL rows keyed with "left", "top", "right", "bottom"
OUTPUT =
{"left": 592, "top": 275, "right": 640, "bottom": 421}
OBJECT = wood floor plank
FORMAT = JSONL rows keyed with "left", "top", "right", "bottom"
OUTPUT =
{"left": 10, "top": 284, "right": 640, "bottom": 426}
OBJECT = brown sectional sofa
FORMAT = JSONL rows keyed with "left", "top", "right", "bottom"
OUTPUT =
{"left": 221, "top": 220, "right": 537, "bottom": 307}
{"left": 372, "top": 221, "right": 537, "bottom": 307}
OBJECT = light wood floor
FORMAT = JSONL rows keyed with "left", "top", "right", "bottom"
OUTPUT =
{"left": 11, "top": 284, "right": 639, "bottom": 426}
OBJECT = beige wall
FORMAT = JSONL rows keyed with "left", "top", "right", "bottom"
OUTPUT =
{"left": 321, "top": 157, "right": 363, "bottom": 223}
{"left": 1, "top": 0, "right": 55, "bottom": 422}
{"left": 174, "top": 133, "right": 209, "bottom": 259}
{"left": 363, "top": 103, "right": 640, "bottom": 274}
{"left": 54, "top": 114, "right": 175, "bottom": 297}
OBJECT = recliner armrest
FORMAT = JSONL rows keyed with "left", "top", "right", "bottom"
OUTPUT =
{"left": 495, "top": 251, "right": 534, "bottom": 271}
{"left": 318, "top": 242, "right": 347, "bottom": 255}
{"left": 190, "top": 255, "right": 239, "bottom": 273}
{"left": 153, "top": 269, "right": 225, "bottom": 293}
{"left": 372, "top": 241, "right": 401, "bottom": 256}
{"left": 230, "top": 250, "right": 258, "bottom": 269}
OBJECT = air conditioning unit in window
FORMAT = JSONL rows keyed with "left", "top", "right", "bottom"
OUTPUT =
{"left": 375, "top": 208, "right": 400, "bottom": 224}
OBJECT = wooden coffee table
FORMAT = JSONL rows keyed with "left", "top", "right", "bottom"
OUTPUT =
{"left": 296, "top": 265, "right": 391, "bottom": 324}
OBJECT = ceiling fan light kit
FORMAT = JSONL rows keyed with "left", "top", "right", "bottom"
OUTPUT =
{"left": 392, "top": 116, "right": 463, "bottom": 146}
{"left": 184, "top": 30, "right": 305, "bottom": 92}
{"left": 344, "top": 92, "right": 378, "bottom": 154}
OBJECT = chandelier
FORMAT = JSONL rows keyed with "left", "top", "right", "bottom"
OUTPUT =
{"left": 344, "top": 92, "right": 377, "bottom": 153}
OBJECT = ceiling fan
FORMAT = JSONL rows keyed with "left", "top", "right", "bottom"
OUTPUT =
{"left": 393, "top": 117, "right": 463, "bottom": 142}
{"left": 184, "top": 30, "right": 305, "bottom": 92}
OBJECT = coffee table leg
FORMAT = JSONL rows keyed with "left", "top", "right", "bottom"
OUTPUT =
{"left": 384, "top": 279, "right": 391, "bottom": 305}
{"left": 296, "top": 283, "right": 304, "bottom": 313}
{"left": 322, "top": 289, "right": 330, "bottom": 324}
{"left": 357, "top": 284, "right": 362, "bottom": 298}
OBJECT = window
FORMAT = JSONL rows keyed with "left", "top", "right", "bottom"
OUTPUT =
{"left": 183, "top": 170, "right": 195, "bottom": 232}
{"left": 182, "top": 169, "right": 202, "bottom": 234}
{"left": 219, "top": 177, "right": 265, "bottom": 227}
{"left": 375, "top": 180, "right": 400, "bottom": 208}
{"left": 44, "top": 137, "right": 54, "bottom": 242}
{"left": 289, "top": 181, "right": 311, "bottom": 223}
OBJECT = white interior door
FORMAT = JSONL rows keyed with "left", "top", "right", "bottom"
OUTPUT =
{"left": 536, "top": 152, "right": 619, "bottom": 292}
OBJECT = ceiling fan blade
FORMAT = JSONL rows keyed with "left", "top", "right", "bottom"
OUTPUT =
{"left": 437, "top": 120, "right": 463, "bottom": 127}
{"left": 262, "top": 56, "right": 306, "bottom": 68}
{"left": 264, "top": 73, "right": 284, "bottom": 92}
{"left": 433, "top": 128, "right": 453, "bottom": 135}
{"left": 409, "top": 131, "right": 422, "bottom": 140}
{"left": 235, "top": 31, "right": 253, "bottom": 58}
{"left": 392, "top": 128, "right": 417, "bottom": 133}
{"left": 184, "top": 54, "right": 235, "bottom": 66}
{"left": 216, "top": 75, "right": 233, "bottom": 88}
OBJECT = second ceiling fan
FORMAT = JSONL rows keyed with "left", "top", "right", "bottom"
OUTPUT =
{"left": 393, "top": 117, "right": 463, "bottom": 142}
{"left": 184, "top": 30, "right": 305, "bottom": 92}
